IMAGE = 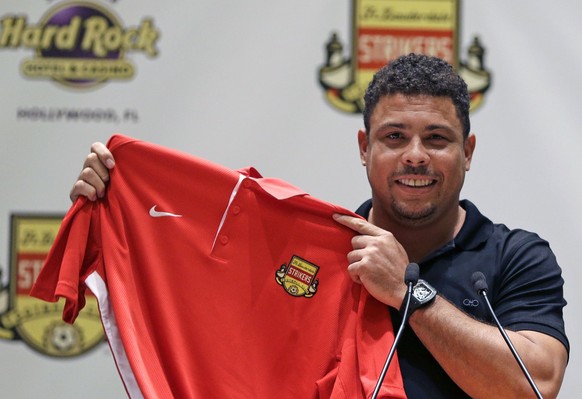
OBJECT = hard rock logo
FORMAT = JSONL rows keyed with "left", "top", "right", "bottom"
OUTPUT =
{"left": 275, "top": 256, "right": 319, "bottom": 298}
{"left": 0, "top": 1, "right": 160, "bottom": 89}
{"left": 0, "top": 215, "right": 104, "bottom": 357}
{"left": 318, "top": 0, "right": 491, "bottom": 113}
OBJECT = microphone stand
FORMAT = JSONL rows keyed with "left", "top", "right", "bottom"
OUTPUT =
{"left": 371, "top": 263, "right": 418, "bottom": 399}
{"left": 473, "top": 272, "right": 543, "bottom": 399}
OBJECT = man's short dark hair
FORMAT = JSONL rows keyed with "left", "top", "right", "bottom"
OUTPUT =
{"left": 363, "top": 53, "right": 471, "bottom": 138}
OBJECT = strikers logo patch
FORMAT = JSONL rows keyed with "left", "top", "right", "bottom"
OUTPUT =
{"left": 0, "top": 214, "right": 104, "bottom": 357}
{"left": 275, "top": 256, "right": 319, "bottom": 298}
{"left": 318, "top": 0, "right": 492, "bottom": 113}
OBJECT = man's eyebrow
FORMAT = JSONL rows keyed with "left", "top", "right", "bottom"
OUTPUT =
{"left": 376, "top": 123, "right": 454, "bottom": 131}
{"left": 426, "top": 123, "right": 455, "bottom": 132}
{"left": 376, "top": 122, "right": 407, "bottom": 130}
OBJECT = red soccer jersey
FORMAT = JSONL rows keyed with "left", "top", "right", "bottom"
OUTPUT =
{"left": 31, "top": 135, "right": 406, "bottom": 399}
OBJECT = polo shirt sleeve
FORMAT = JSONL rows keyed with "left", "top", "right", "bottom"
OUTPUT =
{"left": 493, "top": 229, "right": 569, "bottom": 352}
{"left": 30, "top": 198, "right": 102, "bottom": 324}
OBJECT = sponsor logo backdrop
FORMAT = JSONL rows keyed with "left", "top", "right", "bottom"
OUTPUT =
{"left": 0, "top": 1, "right": 580, "bottom": 397}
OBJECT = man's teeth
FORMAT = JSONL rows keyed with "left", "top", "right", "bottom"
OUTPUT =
{"left": 399, "top": 178, "right": 433, "bottom": 187}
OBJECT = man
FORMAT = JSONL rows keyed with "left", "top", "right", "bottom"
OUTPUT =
{"left": 71, "top": 54, "right": 568, "bottom": 398}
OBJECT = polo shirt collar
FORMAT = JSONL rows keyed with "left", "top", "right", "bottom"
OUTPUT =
{"left": 237, "top": 166, "right": 307, "bottom": 200}
{"left": 454, "top": 199, "right": 494, "bottom": 250}
{"left": 354, "top": 199, "right": 494, "bottom": 252}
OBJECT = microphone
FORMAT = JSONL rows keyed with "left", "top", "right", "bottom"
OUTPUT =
{"left": 471, "top": 272, "right": 544, "bottom": 399}
{"left": 371, "top": 263, "right": 420, "bottom": 399}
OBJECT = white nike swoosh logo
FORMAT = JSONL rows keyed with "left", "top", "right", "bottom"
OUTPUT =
{"left": 149, "top": 205, "right": 182, "bottom": 218}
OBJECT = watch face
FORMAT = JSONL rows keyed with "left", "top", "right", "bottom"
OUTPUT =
{"left": 413, "top": 282, "right": 432, "bottom": 300}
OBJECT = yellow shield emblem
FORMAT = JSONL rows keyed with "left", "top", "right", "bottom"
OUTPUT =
{"left": 275, "top": 256, "right": 320, "bottom": 298}
{"left": 318, "top": 0, "right": 491, "bottom": 113}
{"left": 0, "top": 215, "right": 105, "bottom": 357}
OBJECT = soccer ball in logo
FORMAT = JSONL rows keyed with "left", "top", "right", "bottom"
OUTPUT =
{"left": 43, "top": 321, "right": 83, "bottom": 354}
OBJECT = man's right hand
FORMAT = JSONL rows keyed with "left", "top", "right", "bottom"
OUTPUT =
{"left": 69, "top": 142, "right": 115, "bottom": 202}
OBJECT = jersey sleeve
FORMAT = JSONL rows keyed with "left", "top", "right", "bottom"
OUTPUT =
{"left": 494, "top": 230, "right": 569, "bottom": 352}
{"left": 30, "top": 198, "right": 102, "bottom": 324}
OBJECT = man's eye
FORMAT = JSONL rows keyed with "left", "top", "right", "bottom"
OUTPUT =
{"left": 429, "top": 134, "right": 447, "bottom": 141}
{"left": 386, "top": 132, "right": 402, "bottom": 139}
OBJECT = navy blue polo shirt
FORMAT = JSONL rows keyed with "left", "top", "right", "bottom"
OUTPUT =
{"left": 355, "top": 199, "right": 568, "bottom": 399}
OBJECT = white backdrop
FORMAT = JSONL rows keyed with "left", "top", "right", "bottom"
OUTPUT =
{"left": 0, "top": 1, "right": 579, "bottom": 397}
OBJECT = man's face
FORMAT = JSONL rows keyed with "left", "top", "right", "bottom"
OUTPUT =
{"left": 359, "top": 93, "right": 475, "bottom": 228}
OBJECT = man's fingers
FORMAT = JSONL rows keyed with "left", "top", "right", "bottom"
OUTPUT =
{"left": 70, "top": 169, "right": 106, "bottom": 201}
{"left": 69, "top": 142, "right": 113, "bottom": 203}
{"left": 83, "top": 153, "right": 110, "bottom": 182}
{"left": 84, "top": 142, "right": 114, "bottom": 183}
{"left": 70, "top": 180, "right": 97, "bottom": 202}
{"left": 90, "top": 142, "right": 115, "bottom": 169}
{"left": 346, "top": 264, "right": 362, "bottom": 284}
{"left": 333, "top": 213, "right": 386, "bottom": 236}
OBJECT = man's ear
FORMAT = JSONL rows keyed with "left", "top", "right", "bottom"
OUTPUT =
{"left": 464, "top": 133, "right": 476, "bottom": 171}
{"left": 358, "top": 129, "right": 369, "bottom": 166}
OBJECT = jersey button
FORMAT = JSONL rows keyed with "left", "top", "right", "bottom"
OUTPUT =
{"left": 220, "top": 235, "right": 229, "bottom": 245}
{"left": 232, "top": 205, "right": 241, "bottom": 215}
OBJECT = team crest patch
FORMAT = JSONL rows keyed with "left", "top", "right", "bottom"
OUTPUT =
{"left": 0, "top": 214, "right": 105, "bottom": 357}
{"left": 275, "top": 256, "right": 319, "bottom": 298}
{"left": 318, "top": 0, "right": 492, "bottom": 113}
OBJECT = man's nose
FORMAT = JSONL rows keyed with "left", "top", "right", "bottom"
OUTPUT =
{"left": 402, "top": 137, "right": 430, "bottom": 166}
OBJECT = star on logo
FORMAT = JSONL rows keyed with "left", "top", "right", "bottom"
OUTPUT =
{"left": 149, "top": 205, "right": 182, "bottom": 218}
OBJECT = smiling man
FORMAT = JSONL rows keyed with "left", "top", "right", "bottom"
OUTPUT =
{"left": 68, "top": 54, "right": 568, "bottom": 399}
{"left": 334, "top": 54, "right": 568, "bottom": 398}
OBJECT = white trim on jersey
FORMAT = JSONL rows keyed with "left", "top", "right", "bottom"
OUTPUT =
{"left": 85, "top": 271, "right": 144, "bottom": 399}
{"left": 211, "top": 173, "right": 245, "bottom": 250}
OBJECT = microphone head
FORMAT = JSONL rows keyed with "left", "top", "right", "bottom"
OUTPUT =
{"left": 404, "top": 263, "right": 420, "bottom": 285}
{"left": 471, "top": 271, "right": 488, "bottom": 293}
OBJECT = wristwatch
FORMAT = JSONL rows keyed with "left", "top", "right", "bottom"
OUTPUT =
{"left": 400, "top": 279, "right": 437, "bottom": 316}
